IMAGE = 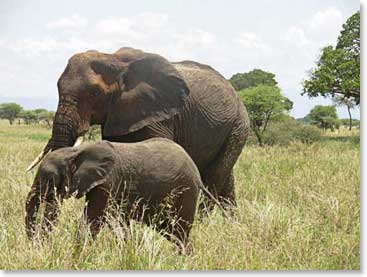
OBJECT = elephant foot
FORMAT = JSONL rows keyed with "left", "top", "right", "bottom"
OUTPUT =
{"left": 178, "top": 241, "right": 193, "bottom": 256}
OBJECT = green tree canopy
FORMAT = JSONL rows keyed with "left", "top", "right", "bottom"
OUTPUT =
{"left": 308, "top": 105, "right": 339, "bottom": 131}
{"left": 18, "top": 110, "right": 38, "bottom": 125}
{"left": 37, "top": 110, "right": 55, "bottom": 128}
{"left": 303, "top": 11, "right": 360, "bottom": 104}
{"left": 0, "top": 103, "right": 23, "bottom": 124}
{"left": 229, "top": 69, "right": 277, "bottom": 91}
{"left": 33, "top": 108, "right": 48, "bottom": 114}
{"left": 239, "top": 85, "right": 293, "bottom": 146}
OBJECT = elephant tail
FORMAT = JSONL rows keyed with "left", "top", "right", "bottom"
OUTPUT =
{"left": 197, "top": 182, "right": 230, "bottom": 218}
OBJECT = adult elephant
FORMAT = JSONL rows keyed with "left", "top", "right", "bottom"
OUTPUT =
{"left": 27, "top": 47, "right": 249, "bottom": 209}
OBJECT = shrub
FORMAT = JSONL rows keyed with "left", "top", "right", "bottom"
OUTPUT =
{"left": 87, "top": 125, "right": 101, "bottom": 141}
{"left": 262, "top": 120, "right": 298, "bottom": 146}
{"left": 293, "top": 125, "right": 322, "bottom": 144}
{"left": 246, "top": 117, "right": 322, "bottom": 146}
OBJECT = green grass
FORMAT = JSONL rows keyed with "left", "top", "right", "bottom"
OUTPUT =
{"left": 0, "top": 120, "right": 360, "bottom": 270}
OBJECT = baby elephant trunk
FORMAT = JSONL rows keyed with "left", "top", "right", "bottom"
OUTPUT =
{"left": 25, "top": 182, "right": 60, "bottom": 239}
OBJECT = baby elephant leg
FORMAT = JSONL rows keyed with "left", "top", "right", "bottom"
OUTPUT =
{"left": 159, "top": 185, "right": 198, "bottom": 255}
{"left": 81, "top": 186, "right": 110, "bottom": 239}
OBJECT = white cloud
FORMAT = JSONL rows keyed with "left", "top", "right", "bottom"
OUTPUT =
{"left": 284, "top": 7, "right": 343, "bottom": 48}
{"left": 278, "top": 7, "right": 345, "bottom": 90}
{"left": 0, "top": 13, "right": 174, "bottom": 59}
{"left": 305, "top": 7, "right": 343, "bottom": 46}
{"left": 46, "top": 14, "right": 88, "bottom": 31}
{"left": 308, "top": 7, "right": 343, "bottom": 31}
{"left": 132, "top": 12, "right": 169, "bottom": 33}
{"left": 234, "top": 32, "right": 267, "bottom": 49}
{"left": 173, "top": 29, "right": 215, "bottom": 49}
{"left": 0, "top": 13, "right": 219, "bottom": 98}
{"left": 94, "top": 17, "right": 136, "bottom": 39}
{"left": 86, "top": 13, "right": 174, "bottom": 53}
{"left": 93, "top": 13, "right": 169, "bottom": 41}
{"left": 284, "top": 26, "right": 310, "bottom": 46}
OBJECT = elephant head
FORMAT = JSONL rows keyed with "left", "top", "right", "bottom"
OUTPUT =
{"left": 25, "top": 141, "right": 117, "bottom": 239}
{"left": 27, "top": 47, "right": 190, "bottom": 171}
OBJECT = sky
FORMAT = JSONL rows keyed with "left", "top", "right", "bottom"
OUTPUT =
{"left": 0, "top": 0, "right": 360, "bottom": 119}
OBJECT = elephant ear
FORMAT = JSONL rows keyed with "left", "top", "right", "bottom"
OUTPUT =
{"left": 103, "top": 54, "right": 190, "bottom": 137}
{"left": 69, "top": 142, "right": 116, "bottom": 199}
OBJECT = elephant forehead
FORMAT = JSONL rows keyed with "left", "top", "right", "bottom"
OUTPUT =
{"left": 58, "top": 64, "right": 90, "bottom": 91}
{"left": 42, "top": 151, "right": 63, "bottom": 165}
{"left": 69, "top": 50, "right": 102, "bottom": 62}
{"left": 36, "top": 164, "right": 59, "bottom": 183}
{"left": 38, "top": 160, "right": 61, "bottom": 177}
{"left": 59, "top": 53, "right": 104, "bottom": 85}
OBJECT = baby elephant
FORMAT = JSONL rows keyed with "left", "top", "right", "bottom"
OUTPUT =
{"left": 25, "top": 138, "right": 201, "bottom": 252}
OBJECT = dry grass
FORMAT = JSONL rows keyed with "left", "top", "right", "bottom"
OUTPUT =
{"left": 0, "top": 120, "right": 360, "bottom": 270}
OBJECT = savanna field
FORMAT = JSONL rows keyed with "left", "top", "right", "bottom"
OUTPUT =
{"left": 0, "top": 120, "right": 360, "bottom": 270}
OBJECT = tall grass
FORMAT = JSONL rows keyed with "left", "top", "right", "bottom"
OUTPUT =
{"left": 0, "top": 120, "right": 360, "bottom": 270}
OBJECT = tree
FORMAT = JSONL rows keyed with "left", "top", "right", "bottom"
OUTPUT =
{"left": 37, "top": 110, "right": 55, "bottom": 128}
{"left": 229, "top": 69, "right": 277, "bottom": 91}
{"left": 18, "top": 110, "right": 38, "bottom": 125}
{"left": 308, "top": 105, "right": 339, "bottom": 131}
{"left": 87, "top": 125, "right": 101, "bottom": 141}
{"left": 332, "top": 96, "right": 355, "bottom": 131}
{"left": 32, "top": 109, "right": 55, "bottom": 127}
{"left": 297, "top": 114, "right": 312, "bottom": 125}
{"left": 303, "top": 11, "right": 360, "bottom": 103}
{"left": 0, "top": 103, "right": 23, "bottom": 124}
{"left": 239, "top": 85, "right": 293, "bottom": 146}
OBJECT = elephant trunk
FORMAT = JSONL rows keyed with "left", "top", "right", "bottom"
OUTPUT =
{"left": 27, "top": 98, "right": 89, "bottom": 171}
{"left": 49, "top": 101, "right": 83, "bottom": 150}
{"left": 25, "top": 186, "right": 42, "bottom": 239}
{"left": 41, "top": 188, "right": 61, "bottom": 234}
{"left": 25, "top": 180, "right": 61, "bottom": 239}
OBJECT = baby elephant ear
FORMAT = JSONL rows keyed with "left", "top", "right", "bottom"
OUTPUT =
{"left": 103, "top": 54, "right": 190, "bottom": 137}
{"left": 69, "top": 142, "right": 116, "bottom": 199}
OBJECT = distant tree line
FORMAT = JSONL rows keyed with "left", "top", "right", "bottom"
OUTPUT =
{"left": 0, "top": 103, "right": 54, "bottom": 128}
{"left": 228, "top": 68, "right": 359, "bottom": 146}
{"left": 228, "top": 11, "right": 359, "bottom": 146}
{"left": 229, "top": 68, "right": 358, "bottom": 147}
{"left": 297, "top": 106, "right": 359, "bottom": 131}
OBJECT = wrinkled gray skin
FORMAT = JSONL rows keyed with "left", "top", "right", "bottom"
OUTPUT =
{"left": 36, "top": 47, "right": 249, "bottom": 211}
{"left": 25, "top": 139, "right": 201, "bottom": 251}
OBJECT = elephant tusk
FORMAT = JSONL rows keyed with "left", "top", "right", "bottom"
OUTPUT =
{"left": 26, "top": 147, "right": 51, "bottom": 172}
{"left": 27, "top": 136, "right": 83, "bottom": 171}
{"left": 73, "top": 136, "right": 84, "bottom": 147}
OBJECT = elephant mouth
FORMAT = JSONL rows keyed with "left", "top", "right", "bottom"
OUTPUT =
{"left": 26, "top": 136, "right": 84, "bottom": 172}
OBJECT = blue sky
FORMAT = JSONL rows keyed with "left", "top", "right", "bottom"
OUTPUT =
{"left": 0, "top": 0, "right": 360, "bottom": 118}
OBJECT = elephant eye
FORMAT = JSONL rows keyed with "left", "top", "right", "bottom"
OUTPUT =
{"left": 89, "top": 85, "right": 101, "bottom": 97}
{"left": 91, "top": 89, "right": 100, "bottom": 97}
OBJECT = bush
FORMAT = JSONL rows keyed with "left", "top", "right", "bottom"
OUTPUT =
{"left": 293, "top": 125, "right": 322, "bottom": 144}
{"left": 87, "top": 125, "right": 101, "bottom": 141}
{"left": 340, "top": 118, "right": 360, "bottom": 128}
{"left": 247, "top": 117, "right": 322, "bottom": 146}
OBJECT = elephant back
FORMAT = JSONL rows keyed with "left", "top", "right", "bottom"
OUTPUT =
{"left": 173, "top": 61, "right": 239, "bottom": 125}
{"left": 110, "top": 139, "right": 200, "bottom": 209}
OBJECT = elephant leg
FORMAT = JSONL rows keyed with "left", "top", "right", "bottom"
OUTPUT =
{"left": 158, "top": 215, "right": 194, "bottom": 255}
{"left": 199, "top": 121, "right": 248, "bottom": 214}
{"left": 81, "top": 186, "right": 110, "bottom": 239}
{"left": 157, "top": 185, "right": 197, "bottom": 255}
{"left": 218, "top": 172, "right": 237, "bottom": 213}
